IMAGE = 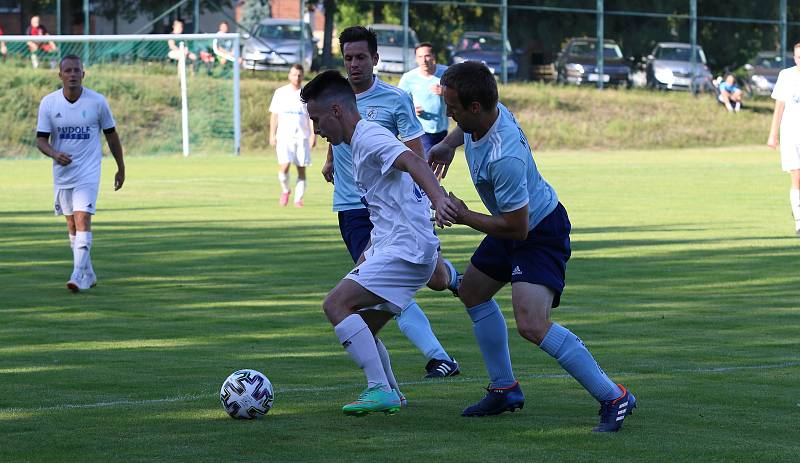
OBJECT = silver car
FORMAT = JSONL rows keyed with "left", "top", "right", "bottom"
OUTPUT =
{"left": 370, "top": 24, "right": 418, "bottom": 74}
{"left": 243, "top": 18, "right": 316, "bottom": 71}
{"left": 645, "top": 42, "right": 713, "bottom": 91}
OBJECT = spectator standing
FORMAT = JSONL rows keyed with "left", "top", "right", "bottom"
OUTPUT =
{"left": 398, "top": 42, "right": 449, "bottom": 154}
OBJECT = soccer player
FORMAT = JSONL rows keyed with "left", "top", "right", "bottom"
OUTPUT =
{"left": 322, "top": 26, "right": 460, "bottom": 378}
{"left": 301, "top": 69, "right": 457, "bottom": 415}
{"left": 36, "top": 55, "right": 125, "bottom": 292}
{"left": 398, "top": 42, "right": 449, "bottom": 154}
{"left": 269, "top": 64, "right": 316, "bottom": 207}
{"left": 428, "top": 62, "right": 635, "bottom": 432}
{"left": 767, "top": 42, "right": 800, "bottom": 236}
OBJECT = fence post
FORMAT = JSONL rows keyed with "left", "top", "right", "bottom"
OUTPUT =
{"left": 83, "top": 0, "right": 89, "bottom": 64}
{"left": 194, "top": 0, "right": 200, "bottom": 33}
{"left": 403, "top": 0, "right": 409, "bottom": 72}
{"left": 501, "top": 0, "right": 508, "bottom": 84}
{"left": 234, "top": 34, "right": 241, "bottom": 156}
{"left": 780, "top": 0, "right": 787, "bottom": 64}
{"left": 597, "top": 0, "right": 604, "bottom": 89}
{"left": 300, "top": 0, "right": 306, "bottom": 70}
{"left": 689, "top": 0, "right": 697, "bottom": 94}
{"left": 56, "top": 0, "right": 61, "bottom": 35}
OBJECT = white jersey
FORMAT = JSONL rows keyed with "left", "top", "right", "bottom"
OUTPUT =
{"left": 268, "top": 84, "right": 312, "bottom": 139}
{"left": 772, "top": 66, "right": 800, "bottom": 144}
{"left": 37, "top": 87, "right": 115, "bottom": 189}
{"left": 350, "top": 120, "right": 439, "bottom": 264}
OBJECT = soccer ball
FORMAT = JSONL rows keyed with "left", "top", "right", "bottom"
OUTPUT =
{"left": 220, "top": 369, "right": 274, "bottom": 419}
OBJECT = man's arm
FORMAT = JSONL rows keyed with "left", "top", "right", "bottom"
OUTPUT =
{"left": 428, "top": 126, "right": 465, "bottom": 179}
{"left": 308, "top": 119, "right": 317, "bottom": 148}
{"left": 322, "top": 144, "right": 334, "bottom": 183}
{"left": 403, "top": 137, "right": 425, "bottom": 159}
{"left": 269, "top": 113, "right": 278, "bottom": 146}
{"left": 392, "top": 151, "right": 456, "bottom": 227}
{"left": 104, "top": 130, "right": 125, "bottom": 190}
{"left": 36, "top": 134, "right": 71, "bottom": 165}
{"left": 448, "top": 193, "right": 529, "bottom": 241}
{"left": 767, "top": 100, "right": 784, "bottom": 149}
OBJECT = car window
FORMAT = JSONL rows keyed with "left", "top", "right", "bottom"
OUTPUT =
{"left": 655, "top": 46, "right": 706, "bottom": 63}
{"left": 374, "top": 29, "right": 418, "bottom": 47}
{"left": 458, "top": 35, "right": 510, "bottom": 53}
{"left": 755, "top": 54, "right": 791, "bottom": 69}
{"left": 254, "top": 24, "right": 312, "bottom": 41}
{"left": 569, "top": 42, "right": 623, "bottom": 59}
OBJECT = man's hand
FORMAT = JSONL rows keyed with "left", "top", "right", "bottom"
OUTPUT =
{"left": 430, "top": 84, "right": 442, "bottom": 96}
{"left": 447, "top": 191, "right": 470, "bottom": 224}
{"left": 767, "top": 133, "right": 778, "bottom": 149}
{"left": 430, "top": 190, "right": 457, "bottom": 228}
{"left": 114, "top": 169, "right": 125, "bottom": 191}
{"left": 310, "top": 135, "right": 317, "bottom": 149}
{"left": 321, "top": 159, "right": 334, "bottom": 183}
{"left": 51, "top": 152, "right": 72, "bottom": 166}
{"left": 428, "top": 140, "right": 456, "bottom": 180}
{"left": 269, "top": 135, "right": 276, "bottom": 147}
{"left": 415, "top": 105, "right": 424, "bottom": 116}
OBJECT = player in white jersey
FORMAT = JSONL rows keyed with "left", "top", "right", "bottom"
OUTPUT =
{"left": 36, "top": 55, "right": 125, "bottom": 292}
{"left": 767, "top": 42, "right": 800, "bottom": 235}
{"left": 301, "top": 70, "right": 457, "bottom": 415}
{"left": 269, "top": 64, "right": 316, "bottom": 207}
{"left": 322, "top": 26, "right": 462, "bottom": 380}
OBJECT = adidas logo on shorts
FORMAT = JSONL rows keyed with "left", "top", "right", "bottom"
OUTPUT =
{"left": 349, "top": 269, "right": 360, "bottom": 276}
{"left": 511, "top": 266, "right": 523, "bottom": 276}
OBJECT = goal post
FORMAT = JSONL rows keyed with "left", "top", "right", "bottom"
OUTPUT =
{"left": 1, "top": 33, "right": 241, "bottom": 157}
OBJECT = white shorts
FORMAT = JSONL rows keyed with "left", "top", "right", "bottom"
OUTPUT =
{"left": 344, "top": 248, "right": 437, "bottom": 312}
{"left": 54, "top": 184, "right": 98, "bottom": 216}
{"left": 780, "top": 139, "right": 800, "bottom": 172}
{"left": 276, "top": 137, "right": 311, "bottom": 167}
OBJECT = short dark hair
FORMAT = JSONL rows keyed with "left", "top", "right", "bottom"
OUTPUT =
{"left": 300, "top": 69, "right": 356, "bottom": 106}
{"left": 290, "top": 63, "right": 304, "bottom": 72}
{"left": 415, "top": 42, "right": 434, "bottom": 52}
{"left": 59, "top": 54, "right": 82, "bottom": 70}
{"left": 440, "top": 62, "right": 498, "bottom": 111}
{"left": 339, "top": 26, "right": 377, "bottom": 56}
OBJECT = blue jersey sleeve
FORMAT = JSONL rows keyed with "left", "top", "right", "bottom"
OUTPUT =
{"left": 395, "top": 92, "right": 424, "bottom": 142}
{"left": 488, "top": 157, "right": 530, "bottom": 213}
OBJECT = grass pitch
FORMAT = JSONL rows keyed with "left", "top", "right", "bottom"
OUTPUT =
{"left": 0, "top": 147, "right": 798, "bottom": 462}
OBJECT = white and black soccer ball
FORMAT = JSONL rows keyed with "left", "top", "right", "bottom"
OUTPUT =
{"left": 220, "top": 369, "right": 274, "bottom": 419}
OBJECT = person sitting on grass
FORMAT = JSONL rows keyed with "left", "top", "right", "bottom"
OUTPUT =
{"left": 719, "top": 74, "right": 743, "bottom": 113}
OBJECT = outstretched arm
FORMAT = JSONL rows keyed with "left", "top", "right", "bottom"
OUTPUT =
{"left": 428, "top": 126, "right": 465, "bottom": 179}
{"left": 392, "top": 151, "right": 456, "bottom": 227}
{"left": 448, "top": 192, "right": 529, "bottom": 241}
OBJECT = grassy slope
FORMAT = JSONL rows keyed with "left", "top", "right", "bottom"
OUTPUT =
{"left": 0, "top": 148, "right": 798, "bottom": 462}
{"left": 0, "top": 65, "right": 776, "bottom": 158}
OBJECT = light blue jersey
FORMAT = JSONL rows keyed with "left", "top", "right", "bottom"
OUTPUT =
{"left": 332, "top": 77, "right": 424, "bottom": 211}
{"left": 398, "top": 64, "right": 449, "bottom": 134}
{"left": 464, "top": 103, "right": 558, "bottom": 231}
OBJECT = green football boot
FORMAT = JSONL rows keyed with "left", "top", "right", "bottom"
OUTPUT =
{"left": 342, "top": 385, "right": 401, "bottom": 417}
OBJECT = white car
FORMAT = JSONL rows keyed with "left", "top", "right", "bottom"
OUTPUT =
{"left": 369, "top": 24, "right": 419, "bottom": 74}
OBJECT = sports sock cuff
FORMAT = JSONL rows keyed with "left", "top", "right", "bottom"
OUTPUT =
{"left": 539, "top": 322, "right": 569, "bottom": 357}
{"left": 467, "top": 299, "right": 501, "bottom": 323}
{"left": 75, "top": 231, "right": 92, "bottom": 248}
{"left": 334, "top": 313, "right": 370, "bottom": 346}
{"left": 442, "top": 258, "right": 458, "bottom": 289}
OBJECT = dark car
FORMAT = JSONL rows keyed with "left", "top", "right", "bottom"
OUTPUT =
{"left": 645, "top": 42, "right": 713, "bottom": 91}
{"left": 744, "top": 51, "right": 792, "bottom": 96}
{"left": 555, "top": 38, "right": 631, "bottom": 87}
{"left": 242, "top": 18, "right": 317, "bottom": 71}
{"left": 449, "top": 31, "right": 518, "bottom": 78}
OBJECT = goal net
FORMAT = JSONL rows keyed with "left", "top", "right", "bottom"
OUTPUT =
{"left": 0, "top": 33, "right": 241, "bottom": 158}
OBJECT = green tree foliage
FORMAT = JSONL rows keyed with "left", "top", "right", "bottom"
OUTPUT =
{"left": 240, "top": 0, "right": 271, "bottom": 34}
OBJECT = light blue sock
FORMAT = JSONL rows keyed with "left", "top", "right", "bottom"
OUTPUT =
{"left": 442, "top": 258, "right": 459, "bottom": 291}
{"left": 467, "top": 299, "right": 516, "bottom": 388}
{"left": 396, "top": 301, "right": 450, "bottom": 361}
{"left": 539, "top": 323, "right": 622, "bottom": 402}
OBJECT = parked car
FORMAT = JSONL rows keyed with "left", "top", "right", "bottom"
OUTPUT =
{"left": 645, "top": 42, "right": 713, "bottom": 91}
{"left": 554, "top": 38, "right": 631, "bottom": 87}
{"left": 449, "top": 31, "right": 518, "bottom": 79}
{"left": 369, "top": 24, "right": 418, "bottom": 74}
{"left": 743, "top": 51, "right": 792, "bottom": 96}
{"left": 242, "top": 18, "right": 317, "bottom": 71}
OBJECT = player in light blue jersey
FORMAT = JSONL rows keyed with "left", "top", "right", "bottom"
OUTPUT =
{"left": 320, "top": 26, "right": 461, "bottom": 380}
{"left": 429, "top": 62, "right": 636, "bottom": 432}
{"left": 398, "top": 42, "right": 449, "bottom": 154}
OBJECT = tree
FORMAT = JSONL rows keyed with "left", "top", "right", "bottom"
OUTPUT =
{"left": 240, "top": 0, "right": 271, "bottom": 34}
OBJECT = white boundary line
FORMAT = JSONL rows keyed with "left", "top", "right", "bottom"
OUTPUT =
{"left": 2, "top": 361, "right": 798, "bottom": 415}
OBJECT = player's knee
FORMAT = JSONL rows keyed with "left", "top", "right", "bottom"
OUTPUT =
{"left": 322, "top": 293, "right": 349, "bottom": 325}
{"left": 516, "top": 318, "right": 549, "bottom": 345}
{"left": 426, "top": 267, "right": 448, "bottom": 292}
{"left": 458, "top": 286, "right": 483, "bottom": 309}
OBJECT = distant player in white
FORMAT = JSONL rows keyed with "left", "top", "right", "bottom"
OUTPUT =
{"left": 767, "top": 42, "right": 800, "bottom": 235}
{"left": 36, "top": 55, "right": 125, "bottom": 292}
{"left": 301, "top": 70, "right": 457, "bottom": 415}
{"left": 269, "top": 64, "right": 316, "bottom": 207}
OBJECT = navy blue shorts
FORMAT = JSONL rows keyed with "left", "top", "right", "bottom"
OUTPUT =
{"left": 338, "top": 208, "right": 373, "bottom": 263}
{"left": 470, "top": 202, "right": 571, "bottom": 308}
{"left": 421, "top": 131, "right": 448, "bottom": 155}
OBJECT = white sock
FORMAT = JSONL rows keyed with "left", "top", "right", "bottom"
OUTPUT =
{"left": 790, "top": 189, "right": 800, "bottom": 229}
{"left": 374, "top": 337, "right": 399, "bottom": 392}
{"left": 294, "top": 179, "right": 306, "bottom": 202}
{"left": 69, "top": 234, "right": 76, "bottom": 250}
{"left": 334, "top": 314, "right": 390, "bottom": 391}
{"left": 278, "top": 172, "right": 290, "bottom": 193}
{"left": 734, "top": 101, "right": 741, "bottom": 112}
{"left": 72, "top": 231, "right": 92, "bottom": 280}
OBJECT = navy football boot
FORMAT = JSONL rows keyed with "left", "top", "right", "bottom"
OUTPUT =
{"left": 424, "top": 357, "right": 460, "bottom": 378}
{"left": 461, "top": 381, "right": 525, "bottom": 417}
{"left": 593, "top": 384, "right": 636, "bottom": 432}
